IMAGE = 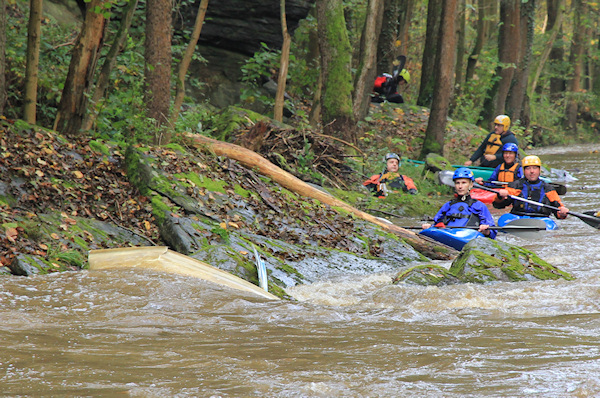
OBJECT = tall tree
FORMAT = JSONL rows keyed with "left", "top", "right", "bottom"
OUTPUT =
{"left": 23, "top": 0, "right": 43, "bottom": 124}
{"left": 84, "top": 0, "right": 139, "bottom": 131}
{"left": 417, "top": 0, "right": 442, "bottom": 107}
{"left": 453, "top": 0, "right": 466, "bottom": 93}
{"left": 465, "top": 0, "right": 493, "bottom": 83}
{"left": 376, "top": 0, "right": 413, "bottom": 76}
{"left": 0, "top": 0, "right": 7, "bottom": 115}
{"left": 54, "top": 0, "right": 108, "bottom": 135}
{"left": 352, "top": 0, "right": 384, "bottom": 121}
{"left": 565, "top": 0, "right": 589, "bottom": 132}
{"left": 171, "top": 0, "right": 209, "bottom": 125}
{"left": 479, "top": 0, "right": 520, "bottom": 127}
{"left": 420, "top": 0, "right": 458, "bottom": 157}
{"left": 274, "top": 0, "right": 290, "bottom": 122}
{"left": 145, "top": 0, "right": 172, "bottom": 144}
{"left": 316, "top": 0, "right": 355, "bottom": 142}
{"left": 528, "top": 0, "right": 565, "bottom": 98}
{"left": 506, "top": 0, "right": 536, "bottom": 125}
{"left": 548, "top": 0, "right": 566, "bottom": 95}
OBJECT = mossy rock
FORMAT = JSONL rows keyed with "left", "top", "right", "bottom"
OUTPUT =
{"left": 392, "top": 264, "right": 461, "bottom": 285}
{"left": 424, "top": 153, "right": 453, "bottom": 173}
{"left": 451, "top": 238, "right": 574, "bottom": 283}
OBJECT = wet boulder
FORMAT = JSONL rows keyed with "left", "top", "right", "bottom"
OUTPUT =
{"left": 393, "top": 237, "right": 574, "bottom": 286}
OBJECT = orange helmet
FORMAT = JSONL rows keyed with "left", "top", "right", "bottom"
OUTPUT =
{"left": 522, "top": 155, "right": 541, "bottom": 167}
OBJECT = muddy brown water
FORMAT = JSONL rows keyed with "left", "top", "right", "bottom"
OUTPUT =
{"left": 1, "top": 145, "right": 600, "bottom": 397}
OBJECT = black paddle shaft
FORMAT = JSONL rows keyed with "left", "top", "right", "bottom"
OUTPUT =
{"left": 474, "top": 183, "right": 600, "bottom": 229}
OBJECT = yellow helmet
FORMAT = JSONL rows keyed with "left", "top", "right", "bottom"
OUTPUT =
{"left": 522, "top": 155, "right": 541, "bottom": 167}
{"left": 399, "top": 69, "right": 411, "bottom": 83}
{"left": 494, "top": 115, "right": 511, "bottom": 130}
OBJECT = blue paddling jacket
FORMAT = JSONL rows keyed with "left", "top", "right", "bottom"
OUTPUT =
{"left": 433, "top": 195, "right": 497, "bottom": 239}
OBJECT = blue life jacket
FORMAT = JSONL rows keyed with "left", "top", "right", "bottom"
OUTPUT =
{"left": 441, "top": 196, "right": 480, "bottom": 227}
{"left": 512, "top": 179, "right": 551, "bottom": 216}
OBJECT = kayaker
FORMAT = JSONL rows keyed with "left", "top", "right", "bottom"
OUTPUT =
{"left": 474, "top": 142, "right": 523, "bottom": 187}
{"left": 363, "top": 152, "right": 418, "bottom": 197}
{"left": 494, "top": 155, "right": 569, "bottom": 219}
{"left": 371, "top": 69, "right": 410, "bottom": 104}
{"left": 464, "top": 115, "right": 518, "bottom": 168}
{"left": 422, "top": 167, "right": 496, "bottom": 238}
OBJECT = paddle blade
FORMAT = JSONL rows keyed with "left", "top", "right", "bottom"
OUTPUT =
{"left": 497, "top": 218, "right": 547, "bottom": 240}
{"left": 437, "top": 170, "right": 455, "bottom": 187}
{"left": 582, "top": 211, "right": 600, "bottom": 229}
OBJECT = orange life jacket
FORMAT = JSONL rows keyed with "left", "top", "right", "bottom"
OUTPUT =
{"left": 497, "top": 162, "right": 521, "bottom": 183}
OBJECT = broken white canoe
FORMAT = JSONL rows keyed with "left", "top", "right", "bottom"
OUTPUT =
{"left": 88, "top": 246, "right": 280, "bottom": 300}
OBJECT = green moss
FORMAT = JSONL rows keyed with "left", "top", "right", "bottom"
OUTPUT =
{"left": 151, "top": 195, "right": 172, "bottom": 224}
{"left": 89, "top": 140, "right": 110, "bottom": 156}
{"left": 233, "top": 184, "right": 250, "bottom": 198}
{"left": 165, "top": 143, "right": 188, "bottom": 154}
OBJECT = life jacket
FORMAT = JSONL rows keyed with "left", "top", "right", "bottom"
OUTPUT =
{"left": 441, "top": 196, "right": 480, "bottom": 227}
{"left": 373, "top": 76, "right": 387, "bottom": 91}
{"left": 497, "top": 162, "right": 521, "bottom": 183}
{"left": 511, "top": 179, "right": 552, "bottom": 217}
{"left": 380, "top": 172, "right": 406, "bottom": 190}
{"left": 484, "top": 133, "right": 503, "bottom": 156}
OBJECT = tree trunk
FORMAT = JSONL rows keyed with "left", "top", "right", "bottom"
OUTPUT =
{"left": 352, "top": 0, "right": 384, "bottom": 121}
{"left": 0, "top": 0, "right": 7, "bottom": 115}
{"left": 506, "top": 0, "right": 535, "bottom": 125}
{"left": 528, "top": 0, "right": 564, "bottom": 98}
{"left": 186, "top": 133, "right": 458, "bottom": 260}
{"left": 54, "top": 0, "right": 107, "bottom": 136}
{"left": 420, "top": 0, "right": 458, "bottom": 157}
{"left": 145, "top": 0, "right": 172, "bottom": 145}
{"left": 171, "top": 0, "right": 209, "bottom": 125}
{"left": 548, "top": 0, "right": 566, "bottom": 95}
{"left": 565, "top": 0, "right": 588, "bottom": 132}
{"left": 274, "top": 0, "right": 291, "bottom": 122}
{"left": 417, "top": 0, "right": 442, "bottom": 107}
{"left": 453, "top": 0, "right": 466, "bottom": 93}
{"left": 465, "top": 0, "right": 492, "bottom": 83}
{"left": 23, "top": 0, "right": 43, "bottom": 124}
{"left": 479, "top": 0, "right": 520, "bottom": 128}
{"left": 376, "top": 0, "right": 413, "bottom": 76}
{"left": 316, "top": 0, "right": 356, "bottom": 142}
{"left": 83, "top": 0, "right": 139, "bottom": 132}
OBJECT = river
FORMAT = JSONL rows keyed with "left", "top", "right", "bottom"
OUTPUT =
{"left": 1, "top": 145, "right": 600, "bottom": 397}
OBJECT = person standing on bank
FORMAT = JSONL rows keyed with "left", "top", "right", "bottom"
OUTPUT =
{"left": 465, "top": 115, "right": 518, "bottom": 169}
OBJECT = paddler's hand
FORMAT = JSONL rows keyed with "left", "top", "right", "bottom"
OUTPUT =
{"left": 464, "top": 160, "right": 473, "bottom": 166}
{"left": 478, "top": 224, "right": 490, "bottom": 236}
{"left": 558, "top": 206, "right": 569, "bottom": 218}
{"left": 474, "top": 177, "right": 484, "bottom": 185}
{"left": 484, "top": 154, "right": 496, "bottom": 162}
{"left": 422, "top": 223, "right": 431, "bottom": 229}
{"left": 497, "top": 189, "right": 509, "bottom": 198}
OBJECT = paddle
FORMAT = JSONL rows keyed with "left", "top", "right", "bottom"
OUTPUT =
{"left": 491, "top": 180, "right": 567, "bottom": 195}
{"left": 404, "top": 218, "right": 547, "bottom": 240}
{"left": 474, "top": 183, "right": 600, "bottom": 229}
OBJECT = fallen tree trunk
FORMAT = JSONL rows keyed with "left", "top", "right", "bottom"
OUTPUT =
{"left": 187, "top": 133, "right": 457, "bottom": 260}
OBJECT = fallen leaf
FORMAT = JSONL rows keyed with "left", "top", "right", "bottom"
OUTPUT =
{"left": 50, "top": 233, "right": 60, "bottom": 239}
{"left": 5, "top": 227, "right": 18, "bottom": 243}
{"left": 73, "top": 170, "right": 84, "bottom": 179}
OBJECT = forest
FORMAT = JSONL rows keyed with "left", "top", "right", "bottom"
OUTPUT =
{"left": 1, "top": 0, "right": 599, "bottom": 151}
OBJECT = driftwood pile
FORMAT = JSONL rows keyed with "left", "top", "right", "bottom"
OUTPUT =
{"left": 231, "top": 121, "right": 361, "bottom": 189}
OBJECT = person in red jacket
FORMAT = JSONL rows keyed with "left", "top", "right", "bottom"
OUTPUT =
{"left": 371, "top": 69, "right": 411, "bottom": 104}
{"left": 363, "top": 153, "right": 417, "bottom": 198}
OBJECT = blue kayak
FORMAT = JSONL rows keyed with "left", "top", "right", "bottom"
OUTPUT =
{"left": 498, "top": 213, "right": 558, "bottom": 230}
{"left": 419, "top": 227, "right": 484, "bottom": 251}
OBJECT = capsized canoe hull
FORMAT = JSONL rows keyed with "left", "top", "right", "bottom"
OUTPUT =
{"left": 88, "top": 246, "right": 280, "bottom": 300}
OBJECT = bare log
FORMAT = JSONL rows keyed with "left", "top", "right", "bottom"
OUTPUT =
{"left": 186, "top": 133, "right": 457, "bottom": 260}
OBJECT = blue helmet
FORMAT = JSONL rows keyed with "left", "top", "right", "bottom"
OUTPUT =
{"left": 502, "top": 143, "right": 518, "bottom": 153}
{"left": 453, "top": 167, "right": 474, "bottom": 181}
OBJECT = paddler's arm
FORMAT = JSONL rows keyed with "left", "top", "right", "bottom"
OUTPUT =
{"left": 546, "top": 190, "right": 569, "bottom": 219}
